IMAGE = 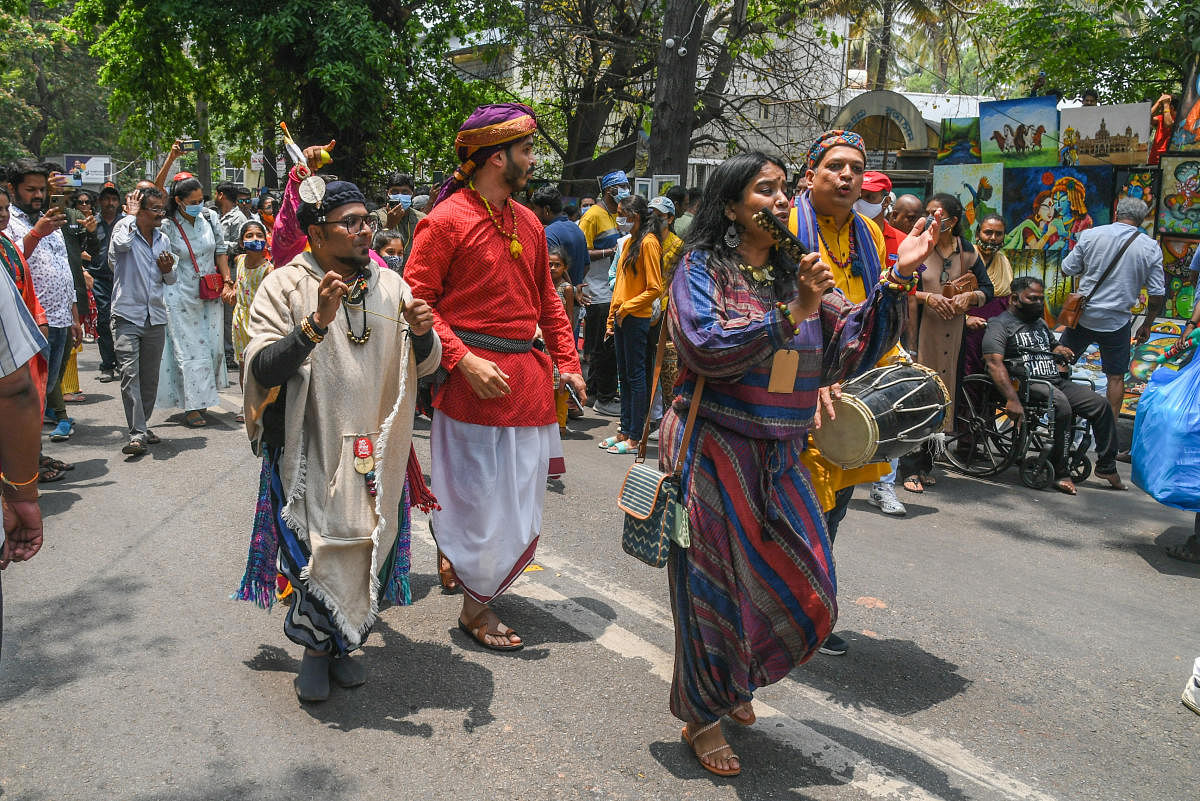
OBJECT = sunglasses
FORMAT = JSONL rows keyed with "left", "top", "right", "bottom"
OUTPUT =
{"left": 316, "top": 213, "right": 372, "bottom": 234}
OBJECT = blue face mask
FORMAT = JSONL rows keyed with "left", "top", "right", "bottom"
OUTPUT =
{"left": 382, "top": 254, "right": 404, "bottom": 272}
{"left": 184, "top": 203, "right": 205, "bottom": 218}
{"left": 613, "top": 188, "right": 631, "bottom": 202}
{"left": 242, "top": 239, "right": 266, "bottom": 252}
{"left": 388, "top": 193, "right": 413, "bottom": 209}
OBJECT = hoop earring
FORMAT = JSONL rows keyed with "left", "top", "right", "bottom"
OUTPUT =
{"left": 724, "top": 222, "right": 741, "bottom": 249}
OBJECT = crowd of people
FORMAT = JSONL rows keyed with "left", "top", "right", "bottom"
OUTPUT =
{"left": 0, "top": 98, "right": 1187, "bottom": 778}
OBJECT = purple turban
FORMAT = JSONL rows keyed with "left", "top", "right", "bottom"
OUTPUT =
{"left": 433, "top": 102, "right": 538, "bottom": 208}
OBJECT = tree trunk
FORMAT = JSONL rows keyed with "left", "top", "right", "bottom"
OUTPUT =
{"left": 262, "top": 122, "right": 279, "bottom": 189}
{"left": 648, "top": 0, "right": 709, "bottom": 178}
{"left": 871, "top": 0, "right": 895, "bottom": 90}
{"left": 196, "top": 99, "right": 211, "bottom": 196}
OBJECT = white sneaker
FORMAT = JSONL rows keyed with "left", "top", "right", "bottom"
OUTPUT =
{"left": 1183, "top": 677, "right": 1200, "bottom": 716}
{"left": 868, "top": 482, "right": 907, "bottom": 516}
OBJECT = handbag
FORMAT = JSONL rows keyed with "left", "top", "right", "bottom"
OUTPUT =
{"left": 940, "top": 271, "right": 978, "bottom": 298}
{"left": 616, "top": 322, "right": 705, "bottom": 567}
{"left": 171, "top": 215, "right": 224, "bottom": 301}
{"left": 1056, "top": 228, "right": 1140, "bottom": 328}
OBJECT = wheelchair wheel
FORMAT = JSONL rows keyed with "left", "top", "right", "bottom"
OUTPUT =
{"left": 1020, "top": 457, "right": 1054, "bottom": 490}
{"left": 1069, "top": 454, "right": 1092, "bottom": 483}
{"left": 942, "top": 375, "right": 1023, "bottom": 477}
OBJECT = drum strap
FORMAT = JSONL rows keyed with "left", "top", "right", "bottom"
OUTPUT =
{"left": 637, "top": 321, "right": 705, "bottom": 474}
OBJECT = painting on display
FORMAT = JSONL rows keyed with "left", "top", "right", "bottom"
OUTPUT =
{"left": 1009, "top": 249, "right": 1072, "bottom": 318}
{"left": 980, "top": 97, "right": 1059, "bottom": 167}
{"left": 1157, "top": 156, "right": 1200, "bottom": 237}
{"left": 1059, "top": 103, "right": 1151, "bottom": 166}
{"left": 1168, "top": 54, "right": 1200, "bottom": 153}
{"left": 1113, "top": 168, "right": 1161, "bottom": 236}
{"left": 930, "top": 163, "right": 1003, "bottom": 244}
{"left": 937, "top": 117, "right": 981, "bottom": 164}
{"left": 1153, "top": 238, "right": 1200, "bottom": 319}
{"left": 1002, "top": 166, "right": 1114, "bottom": 252}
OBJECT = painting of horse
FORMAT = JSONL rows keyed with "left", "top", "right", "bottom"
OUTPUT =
{"left": 981, "top": 97, "right": 1060, "bottom": 167}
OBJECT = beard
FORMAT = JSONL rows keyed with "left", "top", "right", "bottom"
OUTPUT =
{"left": 502, "top": 157, "right": 530, "bottom": 192}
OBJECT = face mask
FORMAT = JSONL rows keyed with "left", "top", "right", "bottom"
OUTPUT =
{"left": 260, "top": 213, "right": 275, "bottom": 226}
{"left": 388, "top": 194, "right": 413, "bottom": 209}
{"left": 977, "top": 240, "right": 1000, "bottom": 255}
{"left": 184, "top": 203, "right": 205, "bottom": 218}
{"left": 1014, "top": 299, "right": 1044, "bottom": 322}
{"left": 616, "top": 216, "right": 632, "bottom": 233}
{"left": 242, "top": 239, "right": 266, "bottom": 252}
{"left": 854, "top": 199, "right": 883, "bottom": 219}
{"left": 382, "top": 254, "right": 404, "bottom": 272}
{"left": 613, "top": 189, "right": 631, "bottom": 202}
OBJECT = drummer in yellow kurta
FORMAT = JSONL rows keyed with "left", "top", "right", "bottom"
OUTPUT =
{"left": 788, "top": 130, "right": 905, "bottom": 655}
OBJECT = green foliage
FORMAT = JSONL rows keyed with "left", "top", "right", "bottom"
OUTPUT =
{"left": 982, "top": 0, "right": 1200, "bottom": 102}
{"left": 68, "top": 0, "right": 523, "bottom": 185}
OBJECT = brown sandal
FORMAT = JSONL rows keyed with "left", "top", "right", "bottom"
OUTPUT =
{"left": 681, "top": 721, "right": 741, "bottom": 777}
{"left": 457, "top": 608, "right": 523, "bottom": 651}
{"left": 437, "top": 548, "right": 459, "bottom": 593}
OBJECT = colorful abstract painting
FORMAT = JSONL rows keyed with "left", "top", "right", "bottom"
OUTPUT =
{"left": 930, "top": 163, "right": 1003, "bottom": 244}
{"left": 1114, "top": 168, "right": 1161, "bottom": 236}
{"left": 1059, "top": 103, "right": 1151, "bottom": 166}
{"left": 1168, "top": 54, "right": 1200, "bottom": 153}
{"left": 1154, "top": 238, "right": 1200, "bottom": 319}
{"left": 937, "top": 117, "right": 981, "bottom": 164}
{"left": 1157, "top": 156, "right": 1200, "bottom": 237}
{"left": 980, "top": 97, "right": 1060, "bottom": 167}
{"left": 1002, "top": 166, "right": 1114, "bottom": 252}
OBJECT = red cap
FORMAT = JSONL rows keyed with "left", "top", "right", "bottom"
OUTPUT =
{"left": 172, "top": 171, "right": 194, "bottom": 183}
{"left": 861, "top": 171, "right": 892, "bottom": 192}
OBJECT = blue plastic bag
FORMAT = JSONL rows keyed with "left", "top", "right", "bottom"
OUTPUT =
{"left": 1131, "top": 355, "right": 1200, "bottom": 512}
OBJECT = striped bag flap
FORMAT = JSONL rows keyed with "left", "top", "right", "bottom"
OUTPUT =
{"left": 618, "top": 462, "right": 671, "bottom": 520}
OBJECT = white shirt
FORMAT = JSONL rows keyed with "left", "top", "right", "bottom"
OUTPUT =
{"left": 4, "top": 206, "right": 75, "bottom": 327}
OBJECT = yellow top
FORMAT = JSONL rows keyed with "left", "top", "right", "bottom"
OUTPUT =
{"left": 789, "top": 206, "right": 892, "bottom": 510}
{"left": 608, "top": 234, "right": 663, "bottom": 328}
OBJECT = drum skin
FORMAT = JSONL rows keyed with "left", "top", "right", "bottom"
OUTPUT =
{"left": 812, "top": 363, "right": 950, "bottom": 468}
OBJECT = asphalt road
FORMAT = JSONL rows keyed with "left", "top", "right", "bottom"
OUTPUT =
{"left": 2, "top": 350, "right": 1198, "bottom": 801}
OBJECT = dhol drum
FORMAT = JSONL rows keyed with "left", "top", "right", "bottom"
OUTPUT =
{"left": 812, "top": 363, "right": 950, "bottom": 469}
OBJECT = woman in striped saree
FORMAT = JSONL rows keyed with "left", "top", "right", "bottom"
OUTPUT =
{"left": 663, "top": 152, "right": 938, "bottom": 777}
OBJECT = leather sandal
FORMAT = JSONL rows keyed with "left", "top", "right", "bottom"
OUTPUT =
{"left": 457, "top": 608, "right": 523, "bottom": 651}
{"left": 682, "top": 720, "right": 741, "bottom": 777}
{"left": 437, "top": 548, "right": 459, "bottom": 593}
{"left": 728, "top": 701, "right": 755, "bottom": 726}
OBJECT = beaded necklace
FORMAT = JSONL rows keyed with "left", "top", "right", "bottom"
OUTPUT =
{"left": 342, "top": 274, "right": 372, "bottom": 345}
{"left": 470, "top": 182, "right": 523, "bottom": 260}
{"left": 815, "top": 222, "right": 862, "bottom": 277}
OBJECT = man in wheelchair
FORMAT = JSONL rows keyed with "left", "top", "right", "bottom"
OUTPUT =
{"left": 981, "top": 276, "right": 1125, "bottom": 494}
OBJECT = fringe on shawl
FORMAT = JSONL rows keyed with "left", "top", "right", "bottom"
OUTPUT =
{"left": 383, "top": 481, "right": 414, "bottom": 605}
{"left": 231, "top": 455, "right": 281, "bottom": 609}
{"left": 407, "top": 446, "right": 439, "bottom": 512}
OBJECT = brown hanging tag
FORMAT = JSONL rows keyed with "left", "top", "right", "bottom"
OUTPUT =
{"left": 767, "top": 349, "right": 800, "bottom": 393}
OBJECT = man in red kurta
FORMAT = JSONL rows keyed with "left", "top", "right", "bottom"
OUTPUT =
{"left": 405, "top": 103, "right": 585, "bottom": 651}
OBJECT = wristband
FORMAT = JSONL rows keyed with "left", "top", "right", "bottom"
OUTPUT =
{"left": 2, "top": 472, "right": 39, "bottom": 488}
{"left": 300, "top": 314, "right": 325, "bottom": 344}
{"left": 777, "top": 302, "right": 800, "bottom": 336}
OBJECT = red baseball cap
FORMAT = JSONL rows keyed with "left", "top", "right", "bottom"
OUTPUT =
{"left": 172, "top": 171, "right": 194, "bottom": 183}
{"left": 861, "top": 171, "right": 892, "bottom": 192}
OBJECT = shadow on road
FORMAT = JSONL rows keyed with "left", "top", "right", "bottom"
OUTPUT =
{"left": 795, "top": 633, "right": 971, "bottom": 716}
{"left": 1119, "top": 527, "right": 1200, "bottom": 577}
{"left": 804, "top": 720, "right": 971, "bottom": 801}
{"left": 244, "top": 620, "right": 496, "bottom": 735}
{"left": 121, "top": 764, "right": 354, "bottom": 801}
{"left": 0, "top": 575, "right": 159, "bottom": 704}
{"left": 846, "top": 497, "right": 939, "bottom": 519}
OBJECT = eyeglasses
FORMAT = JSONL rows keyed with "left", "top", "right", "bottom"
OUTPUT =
{"left": 317, "top": 213, "right": 372, "bottom": 234}
{"left": 142, "top": 206, "right": 166, "bottom": 216}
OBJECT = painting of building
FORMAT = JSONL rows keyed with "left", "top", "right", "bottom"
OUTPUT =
{"left": 980, "top": 97, "right": 1059, "bottom": 167}
{"left": 1059, "top": 103, "right": 1151, "bottom": 166}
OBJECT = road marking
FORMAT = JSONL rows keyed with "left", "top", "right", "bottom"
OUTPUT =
{"left": 413, "top": 523, "right": 1057, "bottom": 801}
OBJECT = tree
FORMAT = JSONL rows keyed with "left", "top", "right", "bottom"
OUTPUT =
{"left": 68, "top": 0, "right": 518, "bottom": 187}
{"left": 982, "top": 0, "right": 1200, "bottom": 102}
{"left": 0, "top": 1, "right": 123, "bottom": 162}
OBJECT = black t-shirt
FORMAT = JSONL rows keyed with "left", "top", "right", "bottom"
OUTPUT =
{"left": 981, "top": 310, "right": 1059, "bottom": 380}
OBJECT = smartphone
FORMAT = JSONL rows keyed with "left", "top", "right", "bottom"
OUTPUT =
{"left": 179, "top": 139, "right": 201, "bottom": 152}
{"left": 49, "top": 194, "right": 66, "bottom": 214}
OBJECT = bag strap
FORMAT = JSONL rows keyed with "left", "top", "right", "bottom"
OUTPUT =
{"left": 633, "top": 320, "right": 706, "bottom": 478}
{"left": 169, "top": 217, "right": 201, "bottom": 276}
{"left": 1082, "top": 228, "right": 1140, "bottom": 301}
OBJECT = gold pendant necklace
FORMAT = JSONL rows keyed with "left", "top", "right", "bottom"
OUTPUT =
{"left": 738, "top": 262, "right": 775, "bottom": 284}
{"left": 472, "top": 183, "right": 523, "bottom": 260}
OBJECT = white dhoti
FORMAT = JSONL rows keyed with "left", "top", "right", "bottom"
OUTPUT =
{"left": 431, "top": 415, "right": 556, "bottom": 603}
